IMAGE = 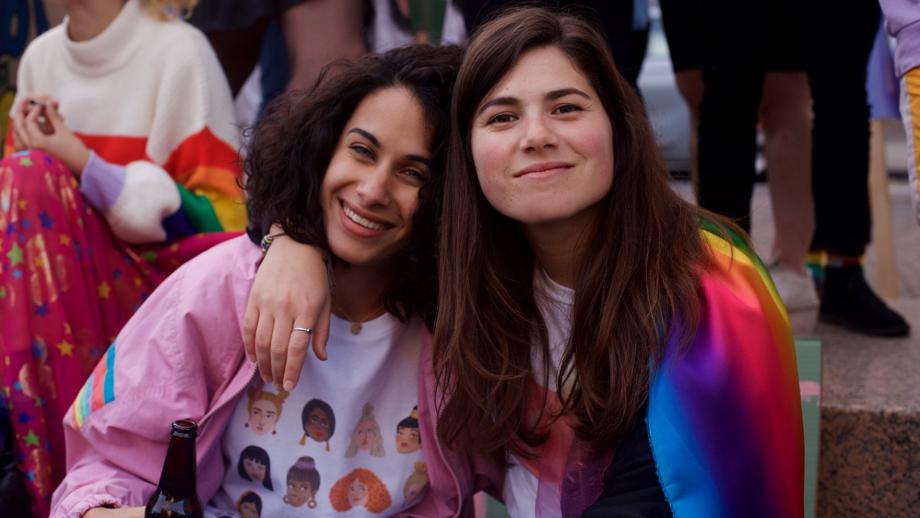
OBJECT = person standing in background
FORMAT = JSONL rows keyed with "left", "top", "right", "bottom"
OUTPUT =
{"left": 880, "top": 0, "right": 920, "bottom": 227}
{"left": 806, "top": 0, "right": 909, "bottom": 337}
{"left": 659, "top": 0, "right": 819, "bottom": 312}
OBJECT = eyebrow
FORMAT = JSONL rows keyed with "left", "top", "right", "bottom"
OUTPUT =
{"left": 348, "top": 127, "right": 431, "bottom": 166}
{"left": 348, "top": 128, "right": 380, "bottom": 147}
{"left": 477, "top": 87, "right": 592, "bottom": 115}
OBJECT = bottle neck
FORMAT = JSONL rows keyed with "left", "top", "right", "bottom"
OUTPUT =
{"left": 156, "top": 430, "right": 197, "bottom": 496}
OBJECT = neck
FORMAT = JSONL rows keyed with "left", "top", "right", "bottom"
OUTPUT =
{"left": 522, "top": 210, "right": 597, "bottom": 289}
{"left": 65, "top": 0, "right": 127, "bottom": 41}
{"left": 331, "top": 262, "right": 393, "bottom": 322}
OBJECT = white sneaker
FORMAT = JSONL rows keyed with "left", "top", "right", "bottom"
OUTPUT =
{"left": 768, "top": 263, "right": 820, "bottom": 312}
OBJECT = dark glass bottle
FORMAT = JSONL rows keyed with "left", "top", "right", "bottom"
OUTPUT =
{"left": 145, "top": 419, "right": 203, "bottom": 518}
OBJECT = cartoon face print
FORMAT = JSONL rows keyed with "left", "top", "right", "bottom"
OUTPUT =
{"left": 356, "top": 418, "right": 378, "bottom": 451}
{"left": 345, "top": 403, "right": 385, "bottom": 457}
{"left": 300, "top": 399, "right": 336, "bottom": 448}
{"left": 244, "top": 458, "right": 266, "bottom": 482}
{"left": 237, "top": 491, "right": 262, "bottom": 518}
{"left": 329, "top": 468, "right": 392, "bottom": 513}
{"left": 283, "top": 456, "right": 320, "bottom": 508}
{"left": 284, "top": 478, "right": 312, "bottom": 507}
{"left": 237, "top": 446, "right": 273, "bottom": 491}
{"left": 248, "top": 399, "right": 278, "bottom": 435}
{"left": 404, "top": 477, "right": 426, "bottom": 501}
{"left": 403, "top": 462, "right": 428, "bottom": 502}
{"left": 396, "top": 427, "right": 420, "bottom": 454}
{"left": 348, "top": 478, "right": 369, "bottom": 508}
{"left": 307, "top": 408, "right": 331, "bottom": 440}
{"left": 396, "top": 406, "right": 421, "bottom": 454}
{"left": 245, "top": 387, "right": 288, "bottom": 436}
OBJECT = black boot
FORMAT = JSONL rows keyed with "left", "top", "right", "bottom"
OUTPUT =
{"left": 819, "top": 265, "right": 910, "bottom": 337}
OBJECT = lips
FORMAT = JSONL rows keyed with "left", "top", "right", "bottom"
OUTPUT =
{"left": 339, "top": 200, "right": 394, "bottom": 237}
{"left": 513, "top": 161, "right": 574, "bottom": 178}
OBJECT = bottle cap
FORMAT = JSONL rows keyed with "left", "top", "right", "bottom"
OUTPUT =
{"left": 172, "top": 419, "right": 198, "bottom": 438}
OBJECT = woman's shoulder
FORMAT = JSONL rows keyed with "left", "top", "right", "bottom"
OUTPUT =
{"left": 139, "top": 15, "right": 221, "bottom": 71}
{"left": 172, "top": 234, "right": 261, "bottom": 292}
{"left": 696, "top": 225, "right": 785, "bottom": 320}
{"left": 18, "top": 23, "right": 66, "bottom": 67}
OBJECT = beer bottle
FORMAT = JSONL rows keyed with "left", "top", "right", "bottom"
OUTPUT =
{"left": 145, "top": 419, "right": 203, "bottom": 518}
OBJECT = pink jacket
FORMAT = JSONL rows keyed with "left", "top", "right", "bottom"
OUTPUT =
{"left": 50, "top": 236, "right": 501, "bottom": 518}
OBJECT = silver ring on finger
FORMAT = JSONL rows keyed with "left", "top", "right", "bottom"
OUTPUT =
{"left": 292, "top": 326, "right": 313, "bottom": 335}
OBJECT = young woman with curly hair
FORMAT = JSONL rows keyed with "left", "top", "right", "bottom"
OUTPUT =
{"left": 48, "top": 44, "right": 460, "bottom": 518}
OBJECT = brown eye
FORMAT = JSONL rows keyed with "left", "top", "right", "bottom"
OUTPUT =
{"left": 487, "top": 113, "right": 516, "bottom": 124}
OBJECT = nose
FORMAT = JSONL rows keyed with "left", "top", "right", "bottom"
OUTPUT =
{"left": 520, "top": 115, "right": 558, "bottom": 151}
{"left": 355, "top": 166, "right": 391, "bottom": 207}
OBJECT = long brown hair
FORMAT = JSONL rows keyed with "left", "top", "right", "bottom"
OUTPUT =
{"left": 434, "top": 7, "right": 726, "bottom": 462}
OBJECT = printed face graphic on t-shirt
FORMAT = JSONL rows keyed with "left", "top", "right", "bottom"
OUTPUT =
{"left": 348, "top": 478, "right": 369, "bottom": 508}
{"left": 405, "top": 478, "right": 426, "bottom": 501}
{"left": 306, "top": 407, "right": 332, "bottom": 441}
{"left": 248, "top": 400, "right": 278, "bottom": 435}
{"left": 243, "top": 458, "right": 266, "bottom": 482}
{"left": 356, "top": 419, "right": 378, "bottom": 451}
{"left": 284, "top": 479, "right": 313, "bottom": 507}
{"left": 239, "top": 501, "right": 260, "bottom": 518}
{"left": 396, "top": 427, "right": 421, "bottom": 453}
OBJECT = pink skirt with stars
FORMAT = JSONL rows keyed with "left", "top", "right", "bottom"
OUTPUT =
{"left": 0, "top": 150, "right": 238, "bottom": 516}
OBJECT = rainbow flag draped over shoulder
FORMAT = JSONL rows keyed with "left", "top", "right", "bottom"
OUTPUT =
{"left": 647, "top": 225, "right": 804, "bottom": 517}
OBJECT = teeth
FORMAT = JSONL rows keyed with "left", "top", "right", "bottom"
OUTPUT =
{"left": 343, "top": 205, "right": 385, "bottom": 230}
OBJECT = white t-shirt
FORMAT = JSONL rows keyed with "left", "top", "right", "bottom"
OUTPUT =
{"left": 502, "top": 269, "right": 574, "bottom": 518}
{"left": 212, "top": 314, "right": 428, "bottom": 518}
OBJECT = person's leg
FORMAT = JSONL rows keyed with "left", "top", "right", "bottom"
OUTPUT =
{"left": 808, "top": 0, "right": 909, "bottom": 336}
{"left": 760, "top": 71, "right": 819, "bottom": 310}
{"left": 0, "top": 151, "right": 167, "bottom": 514}
{"left": 698, "top": 65, "right": 765, "bottom": 233}
{"left": 761, "top": 71, "right": 814, "bottom": 272}
{"left": 902, "top": 67, "right": 920, "bottom": 226}
{"left": 281, "top": 0, "right": 368, "bottom": 93}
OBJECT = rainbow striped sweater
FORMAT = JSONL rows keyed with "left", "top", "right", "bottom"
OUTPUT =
{"left": 4, "top": 0, "right": 246, "bottom": 243}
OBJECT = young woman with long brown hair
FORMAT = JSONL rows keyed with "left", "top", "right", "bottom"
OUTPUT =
{"left": 430, "top": 7, "right": 804, "bottom": 517}
{"left": 244, "top": 8, "right": 804, "bottom": 517}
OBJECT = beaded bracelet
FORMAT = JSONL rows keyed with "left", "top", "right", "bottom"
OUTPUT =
{"left": 260, "top": 231, "right": 286, "bottom": 253}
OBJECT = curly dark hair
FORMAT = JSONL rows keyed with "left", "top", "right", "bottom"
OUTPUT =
{"left": 245, "top": 45, "right": 461, "bottom": 327}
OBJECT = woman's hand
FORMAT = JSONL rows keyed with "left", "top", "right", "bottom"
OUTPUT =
{"left": 243, "top": 232, "right": 331, "bottom": 391}
{"left": 12, "top": 95, "right": 90, "bottom": 174}
{"left": 82, "top": 506, "right": 145, "bottom": 518}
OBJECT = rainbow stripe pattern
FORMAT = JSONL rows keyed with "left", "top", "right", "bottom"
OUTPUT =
{"left": 71, "top": 342, "right": 117, "bottom": 429}
{"left": 647, "top": 226, "right": 804, "bottom": 517}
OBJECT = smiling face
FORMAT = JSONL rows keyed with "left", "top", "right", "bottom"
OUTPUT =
{"left": 321, "top": 87, "right": 431, "bottom": 270}
{"left": 248, "top": 399, "right": 278, "bottom": 435}
{"left": 243, "top": 458, "right": 266, "bottom": 481}
{"left": 471, "top": 45, "right": 614, "bottom": 233}
{"left": 396, "top": 427, "right": 420, "bottom": 453}
{"left": 355, "top": 418, "right": 378, "bottom": 451}
{"left": 305, "top": 407, "right": 331, "bottom": 442}
{"left": 348, "top": 478, "right": 369, "bottom": 507}
{"left": 284, "top": 479, "right": 313, "bottom": 507}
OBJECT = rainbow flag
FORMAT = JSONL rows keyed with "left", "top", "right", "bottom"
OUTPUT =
{"left": 647, "top": 226, "right": 804, "bottom": 517}
{"left": 71, "top": 341, "right": 117, "bottom": 429}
